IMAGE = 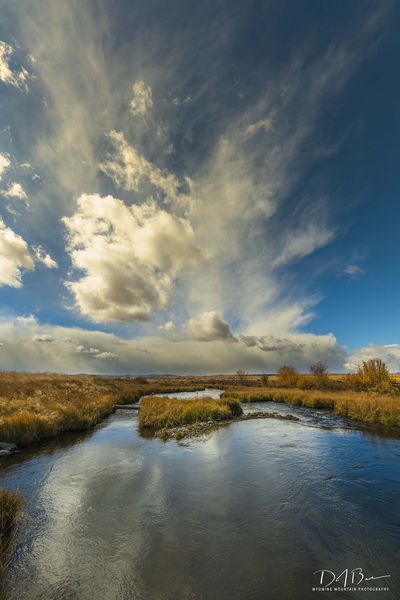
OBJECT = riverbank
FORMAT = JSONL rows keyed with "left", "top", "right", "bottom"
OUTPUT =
{"left": 222, "top": 387, "right": 400, "bottom": 429}
{"left": 1, "top": 373, "right": 400, "bottom": 449}
{"left": 146, "top": 410, "right": 300, "bottom": 441}
{"left": 0, "top": 373, "right": 208, "bottom": 447}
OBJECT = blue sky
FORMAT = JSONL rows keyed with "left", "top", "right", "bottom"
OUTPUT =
{"left": 0, "top": 0, "right": 399, "bottom": 374}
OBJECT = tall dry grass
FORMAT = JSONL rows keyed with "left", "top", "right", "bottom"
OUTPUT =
{"left": 139, "top": 396, "right": 243, "bottom": 430}
{"left": 0, "top": 488, "right": 22, "bottom": 574}
{"left": 223, "top": 387, "right": 400, "bottom": 428}
{"left": 0, "top": 372, "right": 222, "bottom": 446}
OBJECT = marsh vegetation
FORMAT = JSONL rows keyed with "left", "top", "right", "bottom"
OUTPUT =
{"left": 139, "top": 396, "right": 243, "bottom": 433}
{"left": 0, "top": 488, "right": 22, "bottom": 575}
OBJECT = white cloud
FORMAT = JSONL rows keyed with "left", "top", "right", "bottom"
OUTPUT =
{"left": 76, "top": 345, "right": 101, "bottom": 356}
{"left": 130, "top": 80, "right": 153, "bottom": 116}
{"left": 239, "top": 332, "right": 343, "bottom": 366}
{"left": 342, "top": 264, "right": 364, "bottom": 279}
{"left": 100, "top": 130, "right": 191, "bottom": 209}
{"left": 0, "top": 154, "right": 10, "bottom": 180}
{"left": 0, "top": 316, "right": 348, "bottom": 374}
{"left": 0, "top": 41, "right": 29, "bottom": 90}
{"left": 158, "top": 320, "right": 176, "bottom": 332}
{"left": 243, "top": 117, "right": 273, "bottom": 139}
{"left": 94, "top": 351, "right": 119, "bottom": 360}
{"left": 3, "top": 182, "right": 28, "bottom": 202}
{"left": 63, "top": 194, "right": 202, "bottom": 322}
{"left": 185, "top": 311, "right": 236, "bottom": 341}
{"left": 0, "top": 218, "right": 34, "bottom": 287}
{"left": 273, "top": 224, "right": 334, "bottom": 267}
{"left": 345, "top": 343, "right": 400, "bottom": 372}
{"left": 0, "top": 3, "right": 390, "bottom": 373}
{"left": 33, "top": 334, "right": 54, "bottom": 342}
{"left": 33, "top": 246, "right": 58, "bottom": 269}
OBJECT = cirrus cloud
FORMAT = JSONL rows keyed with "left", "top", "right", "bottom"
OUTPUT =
{"left": 130, "top": 80, "right": 153, "bottom": 116}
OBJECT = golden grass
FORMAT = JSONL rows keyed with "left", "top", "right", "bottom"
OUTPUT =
{"left": 0, "top": 488, "right": 22, "bottom": 575}
{"left": 0, "top": 372, "right": 208, "bottom": 446}
{"left": 222, "top": 387, "right": 400, "bottom": 428}
{"left": 139, "top": 396, "right": 243, "bottom": 430}
{"left": 1, "top": 371, "right": 399, "bottom": 446}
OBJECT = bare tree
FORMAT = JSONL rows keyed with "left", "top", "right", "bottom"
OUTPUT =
{"left": 235, "top": 369, "right": 248, "bottom": 386}
{"left": 309, "top": 362, "right": 328, "bottom": 376}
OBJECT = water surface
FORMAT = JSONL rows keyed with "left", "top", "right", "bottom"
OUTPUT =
{"left": 0, "top": 391, "right": 399, "bottom": 600}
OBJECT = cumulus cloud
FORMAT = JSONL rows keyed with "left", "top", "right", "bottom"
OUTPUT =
{"left": 0, "top": 41, "right": 29, "bottom": 90}
{"left": 342, "top": 264, "right": 364, "bottom": 279}
{"left": 63, "top": 194, "right": 202, "bottom": 322}
{"left": 185, "top": 311, "right": 236, "bottom": 341}
{"left": 345, "top": 343, "right": 400, "bottom": 372}
{"left": 239, "top": 332, "right": 345, "bottom": 367}
{"left": 130, "top": 80, "right": 153, "bottom": 116}
{"left": 3, "top": 182, "right": 28, "bottom": 202}
{"left": 0, "top": 218, "right": 34, "bottom": 287}
{"left": 0, "top": 154, "right": 10, "bottom": 180}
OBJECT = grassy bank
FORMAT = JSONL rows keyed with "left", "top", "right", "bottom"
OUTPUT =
{"left": 0, "top": 373, "right": 209, "bottom": 446}
{"left": 222, "top": 387, "right": 400, "bottom": 428}
{"left": 139, "top": 396, "right": 243, "bottom": 431}
{"left": 0, "top": 488, "right": 22, "bottom": 574}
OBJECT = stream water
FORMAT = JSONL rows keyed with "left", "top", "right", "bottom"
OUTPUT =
{"left": 0, "top": 390, "right": 399, "bottom": 600}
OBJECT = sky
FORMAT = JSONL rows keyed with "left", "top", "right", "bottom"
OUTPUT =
{"left": 0, "top": 0, "right": 399, "bottom": 374}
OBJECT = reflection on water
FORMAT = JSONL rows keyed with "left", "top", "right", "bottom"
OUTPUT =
{"left": 0, "top": 396, "right": 399, "bottom": 600}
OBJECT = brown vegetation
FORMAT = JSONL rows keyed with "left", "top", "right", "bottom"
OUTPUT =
{"left": 276, "top": 365, "right": 299, "bottom": 388}
{"left": 0, "top": 372, "right": 206, "bottom": 446}
{"left": 222, "top": 386, "right": 400, "bottom": 428}
{"left": 0, "top": 488, "right": 22, "bottom": 574}
{"left": 139, "top": 396, "right": 243, "bottom": 430}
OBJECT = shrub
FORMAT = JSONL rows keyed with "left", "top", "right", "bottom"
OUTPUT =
{"left": 309, "top": 362, "right": 330, "bottom": 389}
{"left": 353, "top": 359, "right": 395, "bottom": 393}
{"left": 310, "top": 361, "right": 328, "bottom": 376}
{"left": 277, "top": 365, "right": 299, "bottom": 388}
{"left": 133, "top": 376, "right": 148, "bottom": 385}
{"left": 296, "top": 375, "right": 315, "bottom": 390}
{"left": 235, "top": 369, "right": 248, "bottom": 386}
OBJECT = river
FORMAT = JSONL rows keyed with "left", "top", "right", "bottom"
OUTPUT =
{"left": 0, "top": 390, "right": 399, "bottom": 600}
